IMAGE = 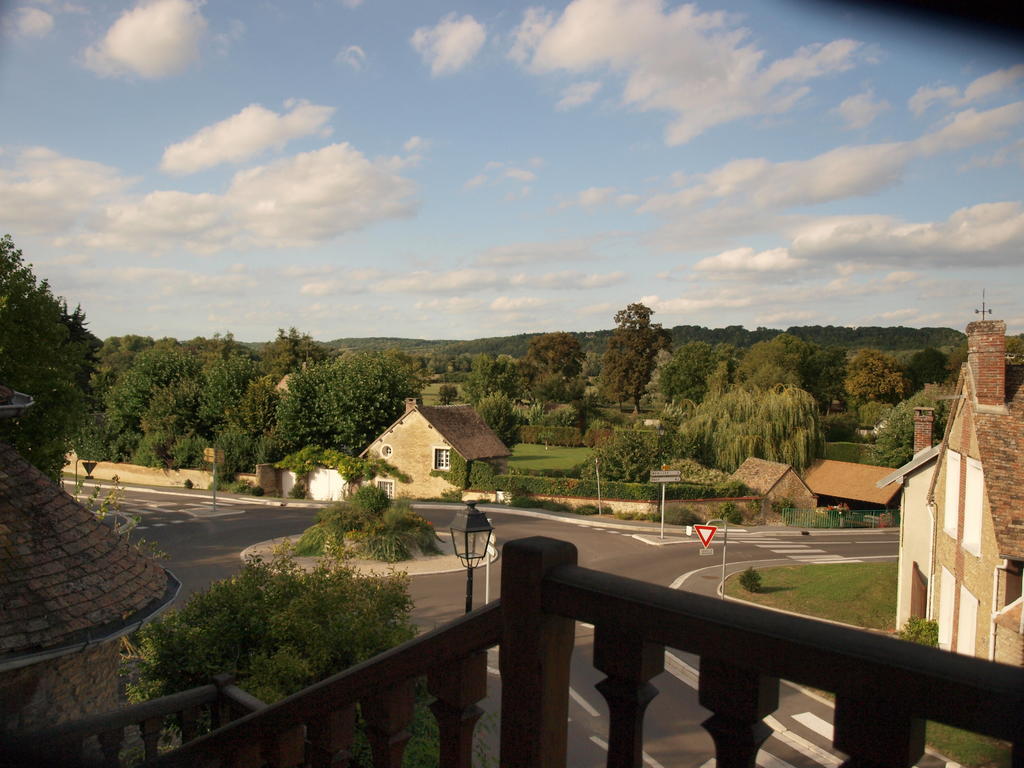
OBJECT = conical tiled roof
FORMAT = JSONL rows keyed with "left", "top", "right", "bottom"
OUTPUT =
{"left": 0, "top": 441, "right": 175, "bottom": 659}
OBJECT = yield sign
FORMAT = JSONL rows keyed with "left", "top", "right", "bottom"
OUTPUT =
{"left": 694, "top": 525, "right": 717, "bottom": 548}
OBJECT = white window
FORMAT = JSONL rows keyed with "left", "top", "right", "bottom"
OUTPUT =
{"left": 381, "top": 444, "right": 393, "bottom": 458}
{"left": 943, "top": 450, "right": 961, "bottom": 537}
{"left": 962, "top": 457, "right": 983, "bottom": 556}
{"left": 956, "top": 585, "right": 979, "bottom": 656}
{"left": 433, "top": 448, "right": 450, "bottom": 470}
{"left": 376, "top": 479, "right": 395, "bottom": 499}
{"left": 938, "top": 567, "right": 954, "bottom": 650}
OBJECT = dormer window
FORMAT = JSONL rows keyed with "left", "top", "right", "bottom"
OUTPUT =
{"left": 434, "top": 448, "right": 450, "bottom": 470}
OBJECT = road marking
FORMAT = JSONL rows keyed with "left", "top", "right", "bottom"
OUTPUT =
{"left": 569, "top": 686, "right": 601, "bottom": 717}
{"left": 763, "top": 715, "right": 842, "bottom": 767}
{"left": 664, "top": 651, "right": 699, "bottom": 689}
{"left": 151, "top": 523, "right": 166, "bottom": 527}
{"left": 588, "top": 735, "right": 666, "bottom": 768}
{"left": 170, "top": 519, "right": 187, "bottom": 524}
{"left": 793, "top": 712, "right": 834, "bottom": 740}
{"left": 756, "top": 547, "right": 827, "bottom": 553}
{"left": 789, "top": 555, "right": 853, "bottom": 562}
{"left": 688, "top": 750, "right": 799, "bottom": 768}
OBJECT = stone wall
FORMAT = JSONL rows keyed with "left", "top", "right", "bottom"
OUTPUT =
{"left": 364, "top": 410, "right": 457, "bottom": 499}
{"left": 65, "top": 453, "right": 212, "bottom": 489}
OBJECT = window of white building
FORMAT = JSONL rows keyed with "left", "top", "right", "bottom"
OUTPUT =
{"left": 434, "top": 448, "right": 450, "bottom": 470}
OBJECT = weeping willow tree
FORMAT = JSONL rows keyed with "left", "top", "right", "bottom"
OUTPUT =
{"left": 680, "top": 385, "right": 823, "bottom": 472}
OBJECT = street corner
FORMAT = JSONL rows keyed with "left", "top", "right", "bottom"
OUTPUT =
{"left": 630, "top": 533, "right": 696, "bottom": 546}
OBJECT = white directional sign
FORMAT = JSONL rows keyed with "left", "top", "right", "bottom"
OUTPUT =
{"left": 649, "top": 470, "right": 682, "bottom": 482}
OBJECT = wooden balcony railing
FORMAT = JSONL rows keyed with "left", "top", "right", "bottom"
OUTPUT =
{"left": 22, "top": 536, "right": 1024, "bottom": 768}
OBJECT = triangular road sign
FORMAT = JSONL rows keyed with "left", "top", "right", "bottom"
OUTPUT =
{"left": 694, "top": 524, "right": 717, "bottom": 548}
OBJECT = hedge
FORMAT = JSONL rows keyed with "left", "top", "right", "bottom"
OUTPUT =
{"left": 517, "top": 425, "right": 584, "bottom": 447}
{"left": 479, "top": 474, "right": 747, "bottom": 502}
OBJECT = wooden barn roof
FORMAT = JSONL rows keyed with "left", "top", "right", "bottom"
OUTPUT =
{"left": 730, "top": 457, "right": 795, "bottom": 495}
{"left": 0, "top": 442, "right": 175, "bottom": 660}
{"left": 416, "top": 405, "right": 511, "bottom": 460}
{"left": 803, "top": 459, "right": 902, "bottom": 507}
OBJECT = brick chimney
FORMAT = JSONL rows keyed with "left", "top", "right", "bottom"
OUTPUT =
{"left": 913, "top": 407, "right": 934, "bottom": 454}
{"left": 404, "top": 397, "right": 421, "bottom": 414}
{"left": 967, "top": 319, "right": 1006, "bottom": 407}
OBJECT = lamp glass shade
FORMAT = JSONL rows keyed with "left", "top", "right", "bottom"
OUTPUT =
{"left": 449, "top": 502, "right": 494, "bottom": 568}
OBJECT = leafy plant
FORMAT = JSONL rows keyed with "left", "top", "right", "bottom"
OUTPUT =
{"left": 898, "top": 617, "right": 939, "bottom": 647}
{"left": 720, "top": 501, "right": 743, "bottom": 524}
{"left": 739, "top": 567, "right": 763, "bottom": 593}
{"left": 288, "top": 479, "right": 307, "bottom": 499}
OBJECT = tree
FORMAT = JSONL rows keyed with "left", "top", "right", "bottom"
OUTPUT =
{"left": 437, "top": 383, "right": 459, "bottom": 405}
{"left": 230, "top": 375, "right": 281, "bottom": 438}
{"left": 735, "top": 334, "right": 809, "bottom": 389}
{"left": 276, "top": 352, "right": 420, "bottom": 454}
{"left": 475, "top": 392, "right": 520, "bottom": 448}
{"left": 521, "top": 332, "right": 585, "bottom": 403}
{"left": 462, "top": 354, "right": 523, "bottom": 405}
{"left": 199, "top": 354, "right": 260, "bottom": 434}
{"left": 0, "top": 235, "right": 93, "bottom": 478}
{"left": 261, "top": 327, "right": 330, "bottom": 381}
{"left": 582, "top": 428, "right": 669, "bottom": 482}
{"left": 870, "top": 390, "right": 949, "bottom": 468}
{"left": 658, "top": 341, "right": 717, "bottom": 404}
{"left": 844, "top": 349, "right": 908, "bottom": 406}
{"left": 905, "top": 347, "right": 949, "bottom": 392}
{"left": 601, "top": 303, "right": 671, "bottom": 412}
{"left": 680, "top": 386, "right": 823, "bottom": 472}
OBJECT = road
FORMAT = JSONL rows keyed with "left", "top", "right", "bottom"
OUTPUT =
{"left": 70, "top": 480, "right": 935, "bottom": 768}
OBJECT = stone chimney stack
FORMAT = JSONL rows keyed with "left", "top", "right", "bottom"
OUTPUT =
{"left": 404, "top": 397, "right": 421, "bottom": 414}
{"left": 913, "top": 407, "right": 934, "bottom": 454}
{"left": 967, "top": 319, "right": 1006, "bottom": 407}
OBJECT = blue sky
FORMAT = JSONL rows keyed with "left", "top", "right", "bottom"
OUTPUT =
{"left": 1, "top": 0, "right": 1022, "bottom": 341}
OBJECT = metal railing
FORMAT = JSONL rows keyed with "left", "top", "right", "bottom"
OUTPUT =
{"left": 781, "top": 507, "right": 900, "bottom": 528}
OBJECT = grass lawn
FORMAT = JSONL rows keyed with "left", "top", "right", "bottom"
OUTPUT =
{"left": 824, "top": 442, "right": 873, "bottom": 464}
{"left": 509, "top": 443, "right": 592, "bottom": 471}
{"left": 420, "top": 381, "right": 458, "bottom": 406}
{"left": 726, "top": 562, "right": 1011, "bottom": 767}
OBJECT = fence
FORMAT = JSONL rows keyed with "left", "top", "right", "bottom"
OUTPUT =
{"left": 781, "top": 507, "right": 900, "bottom": 528}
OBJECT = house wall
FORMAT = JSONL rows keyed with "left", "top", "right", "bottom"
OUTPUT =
{"left": 365, "top": 410, "right": 456, "bottom": 499}
{"left": 770, "top": 470, "right": 817, "bottom": 511}
{"left": 932, "top": 389, "right": 1002, "bottom": 659}
{"left": 0, "top": 641, "right": 120, "bottom": 735}
{"left": 896, "top": 463, "right": 936, "bottom": 629}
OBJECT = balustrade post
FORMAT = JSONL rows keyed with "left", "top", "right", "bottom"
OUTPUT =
{"left": 499, "top": 536, "right": 578, "bottom": 768}
{"left": 427, "top": 650, "right": 488, "bottom": 768}
{"left": 833, "top": 696, "right": 925, "bottom": 768}
{"left": 361, "top": 679, "right": 416, "bottom": 768}
{"left": 698, "top": 657, "right": 779, "bottom": 768}
{"left": 141, "top": 716, "right": 163, "bottom": 762}
{"left": 180, "top": 704, "right": 201, "bottom": 742}
{"left": 593, "top": 627, "right": 664, "bottom": 768}
{"left": 262, "top": 724, "right": 306, "bottom": 768}
{"left": 307, "top": 704, "right": 356, "bottom": 768}
{"left": 97, "top": 727, "right": 124, "bottom": 768}
{"left": 211, "top": 674, "right": 235, "bottom": 730}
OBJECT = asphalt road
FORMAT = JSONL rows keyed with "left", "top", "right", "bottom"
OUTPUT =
{"left": 69, "top": 480, "right": 938, "bottom": 768}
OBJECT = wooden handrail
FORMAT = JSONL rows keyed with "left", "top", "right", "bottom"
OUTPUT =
{"left": 155, "top": 601, "right": 503, "bottom": 766}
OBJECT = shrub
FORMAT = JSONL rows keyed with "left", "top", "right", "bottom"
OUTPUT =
{"left": 439, "top": 488, "right": 463, "bottom": 503}
{"left": 230, "top": 479, "right": 264, "bottom": 495}
{"left": 518, "top": 425, "right": 584, "bottom": 447}
{"left": 720, "top": 501, "right": 743, "bottom": 524}
{"left": 583, "top": 427, "right": 614, "bottom": 448}
{"left": 468, "top": 460, "right": 497, "bottom": 489}
{"left": 574, "top": 503, "right": 600, "bottom": 515}
{"left": 288, "top": 480, "right": 307, "bottom": 499}
{"left": 182, "top": 478, "right": 193, "bottom": 489}
{"left": 358, "top": 503, "right": 439, "bottom": 562}
{"left": 485, "top": 473, "right": 746, "bottom": 502}
{"left": 351, "top": 484, "right": 390, "bottom": 517}
{"left": 738, "top": 567, "right": 762, "bottom": 593}
{"left": 898, "top": 617, "right": 939, "bottom": 647}
{"left": 665, "top": 506, "right": 700, "bottom": 526}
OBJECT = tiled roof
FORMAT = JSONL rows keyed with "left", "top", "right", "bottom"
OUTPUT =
{"left": 730, "top": 457, "right": 794, "bottom": 495}
{"left": 417, "top": 405, "right": 511, "bottom": 460}
{"left": 0, "top": 441, "right": 172, "bottom": 656}
{"left": 974, "top": 364, "right": 1024, "bottom": 559}
{"left": 802, "top": 459, "right": 902, "bottom": 506}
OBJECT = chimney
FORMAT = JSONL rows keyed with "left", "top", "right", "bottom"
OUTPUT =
{"left": 404, "top": 397, "right": 421, "bottom": 414}
{"left": 913, "top": 407, "right": 934, "bottom": 454}
{"left": 967, "top": 320, "right": 1006, "bottom": 407}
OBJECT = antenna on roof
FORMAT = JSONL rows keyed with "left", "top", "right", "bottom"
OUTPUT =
{"left": 975, "top": 289, "right": 993, "bottom": 318}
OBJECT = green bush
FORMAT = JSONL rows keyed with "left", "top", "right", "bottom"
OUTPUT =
{"left": 517, "top": 425, "right": 584, "bottom": 447}
{"left": 665, "top": 506, "right": 700, "bottom": 526}
{"left": 182, "top": 478, "right": 194, "bottom": 489}
{"left": 481, "top": 473, "right": 746, "bottom": 502}
{"left": 573, "top": 503, "right": 600, "bottom": 515}
{"left": 288, "top": 480, "right": 307, "bottom": 499}
{"left": 351, "top": 484, "right": 390, "bottom": 517}
{"left": 720, "top": 501, "right": 743, "bottom": 524}
{"left": 230, "top": 479, "right": 264, "bottom": 496}
{"left": 357, "top": 501, "right": 440, "bottom": 562}
{"left": 439, "top": 488, "right": 463, "bottom": 503}
{"left": 469, "top": 460, "right": 497, "bottom": 489}
{"left": 898, "top": 617, "right": 939, "bottom": 646}
{"left": 738, "top": 567, "right": 763, "bottom": 593}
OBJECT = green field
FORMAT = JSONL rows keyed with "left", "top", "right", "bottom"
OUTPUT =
{"left": 824, "top": 441, "right": 874, "bottom": 464}
{"left": 509, "top": 443, "right": 592, "bottom": 471}
{"left": 726, "top": 563, "right": 1011, "bottom": 767}
{"left": 420, "top": 381, "right": 459, "bottom": 405}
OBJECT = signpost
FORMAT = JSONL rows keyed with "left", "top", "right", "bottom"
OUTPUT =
{"left": 703, "top": 517, "right": 730, "bottom": 599}
{"left": 204, "top": 447, "right": 224, "bottom": 514}
{"left": 649, "top": 468, "right": 682, "bottom": 539}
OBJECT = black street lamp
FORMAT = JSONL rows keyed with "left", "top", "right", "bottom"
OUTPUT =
{"left": 449, "top": 501, "right": 494, "bottom": 614}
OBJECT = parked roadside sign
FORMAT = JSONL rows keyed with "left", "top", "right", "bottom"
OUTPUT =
{"left": 694, "top": 524, "right": 717, "bottom": 548}
{"left": 649, "top": 470, "right": 682, "bottom": 482}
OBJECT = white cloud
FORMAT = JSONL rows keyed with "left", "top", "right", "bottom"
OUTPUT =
{"left": 914, "top": 101, "right": 1024, "bottom": 155}
{"left": 411, "top": 13, "right": 486, "bottom": 77}
{"left": 693, "top": 246, "right": 807, "bottom": 274}
{"left": 6, "top": 7, "right": 55, "bottom": 37}
{"left": 403, "top": 136, "right": 428, "bottom": 152}
{"left": 414, "top": 297, "right": 486, "bottom": 314}
{"left": 464, "top": 173, "right": 488, "bottom": 189}
{"left": 834, "top": 89, "right": 889, "bottom": 129}
{"left": 909, "top": 65, "right": 1024, "bottom": 115}
{"left": 336, "top": 44, "right": 366, "bottom": 70}
{"left": 505, "top": 167, "right": 536, "bottom": 182}
{"left": 161, "top": 100, "right": 335, "bottom": 174}
{"left": 556, "top": 81, "right": 601, "bottom": 110}
{"left": 640, "top": 291, "right": 755, "bottom": 315}
{"left": 513, "top": 0, "right": 860, "bottom": 144}
{"left": 510, "top": 269, "right": 626, "bottom": 289}
{"left": 570, "top": 186, "right": 616, "bottom": 208}
{"left": 477, "top": 239, "right": 595, "bottom": 265}
{"left": 83, "top": 0, "right": 207, "bottom": 79}
{"left": 756, "top": 309, "right": 817, "bottom": 325}
{"left": 490, "top": 296, "right": 549, "bottom": 311}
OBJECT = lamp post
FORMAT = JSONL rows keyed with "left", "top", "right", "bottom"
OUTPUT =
{"left": 449, "top": 501, "right": 494, "bottom": 614}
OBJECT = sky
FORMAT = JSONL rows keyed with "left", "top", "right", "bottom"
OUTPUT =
{"left": 1, "top": 0, "right": 1022, "bottom": 342}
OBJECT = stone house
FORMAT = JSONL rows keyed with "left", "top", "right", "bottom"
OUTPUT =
{"left": 802, "top": 458, "right": 902, "bottom": 510}
{"left": 361, "top": 398, "right": 510, "bottom": 499}
{"left": 924, "top": 320, "right": 1023, "bottom": 663}
{"left": 729, "top": 457, "right": 816, "bottom": 519}
{"left": 0, "top": 427, "right": 177, "bottom": 740}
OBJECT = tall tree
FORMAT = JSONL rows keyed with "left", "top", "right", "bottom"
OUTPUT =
{"left": 844, "top": 349, "right": 908, "bottom": 406}
{"left": 521, "top": 332, "right": 584, "bottom": 401}
{"left": 261, "top": 327, "right": 330, "bottom": 381}
{"left": 0, "top": 235, "right": 93, "bottom": 478}
{"left": 475, "top": 392, "right": 520, "bottom": 448}
{"left": 658, "top": 341, "right": 717, "bottom": 404}
{"left": 906, "top": 347, "right": 948, "bottom": 392}
{"left": 462, "top": 354, "right": 523, "bottom": 405}
{"left": 199, "top": 354, "right": 260, "bottom": 435}
{"left": 601, "top": 303, "right": 671, "bottom": 412}
{"left": 871, "top": 390, "right": 949, "bottom": 468}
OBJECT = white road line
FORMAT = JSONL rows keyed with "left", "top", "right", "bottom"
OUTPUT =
{"left": 793, "top": 712, "right": 834, "bottom": 740}
{"left": 789, "top": 555, "right": 848, "bottom": 561}
{"left": 763, "top": 715, "right": 842, "bottom": 768}
{"left": 689, "top": 749, "right": 799, "bottom": 768}
{"left": 699, "top": 759, "right": 716, "bottom": 768}
{"left": 170, "top": 520, "right": 187, "bottom": 524}
{"left": 569, "top": 686, "right": 601, "bottom": 717}
{"left": 151, "top": 523, "right": 166, "bottom": 527}
{"left": 664, "top": 651, "right": 699, "bottom": 689}
{"left": 588, "top": 735, "right": 667, "bottom": 768}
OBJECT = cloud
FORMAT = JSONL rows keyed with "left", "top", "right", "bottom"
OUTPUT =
{"left": 336, "top": 44, "right": 366, "bottom": 70}
{"left": 411, "top": 13, "right": 486, "bottom": 76}
{"left": 464, "top": 173, "right": 488, "bottom": 189}
{"left": 834, "top": 89, "right": 889, "bottom": 129}
{"left": 477, "top": 239, "right": 595, "bottom": 265}
{"left": 5, "top": 7, "right": 55, "bottom": 37}
{"left": 909, "top": 65, "right": 1024, "bottom": 115}
{"left": 512, "top": 0, "right": 860, "bottom": 144}
{"left": 83, "top": 0, "right": 207, "bottom": 79}
{"left": 490, "top": 296, "right": 550, "bottom": 311}
{"left": 505, "top": 167, "right": 536, "bottom": 182}
{"left": 403, "top": 136, "right": 428, "bottom": 152}
{"left": 914, "top": 101, "right": 1024, "bottom": 155}
{"left": 372, "top": 266, "right": 624, "bottom": 295}
{"left": 640, "top": 291, "right": 755, "bottom": 315}
{"left": 161, "top": 100, "right": 335, "bottom": 174}
{"left": 556, "top": 81, "right": 602, "bottom": 110}
{"left": 413, "top": 297, "right": 486, "bottom": 314}
{"left": 693, "top": 246, "right": 808, "bottom": 274}
{"left": 563, "top": 186, "right": 617, "bottom": 208}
